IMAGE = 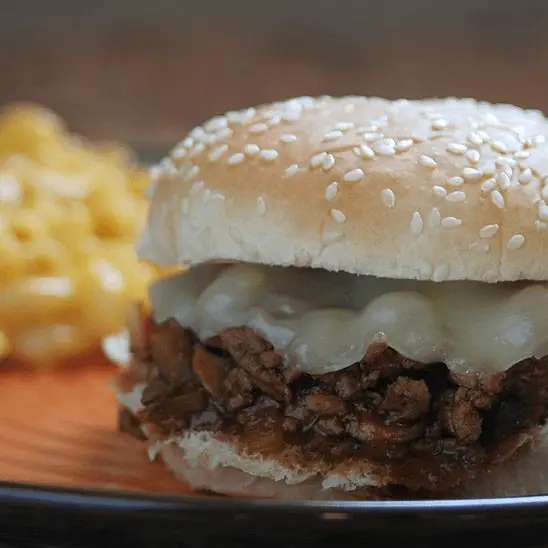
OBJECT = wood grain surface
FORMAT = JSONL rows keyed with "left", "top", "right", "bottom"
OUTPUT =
{"left": 0, "top": 355, "right": 191, "bottom": 494}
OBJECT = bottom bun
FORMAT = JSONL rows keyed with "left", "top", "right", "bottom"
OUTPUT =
{"left": 152, "top": 428, "right": 548, "bottom": 500}
{"left": 151, "top": 430, "right": 383, "bottom": 500}
{"left": 116, "top": 382, "right": 388, "bottom": 500}
{"left": 455, "top": 426, "right": 548, "bottom": 499}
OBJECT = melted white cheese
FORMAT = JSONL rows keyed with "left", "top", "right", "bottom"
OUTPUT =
{"left": 149, "top": 264, "right": 548, "bottom": 374}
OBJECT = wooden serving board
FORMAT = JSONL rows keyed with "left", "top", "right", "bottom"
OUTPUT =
{"left": 0, "top": 355, "right": 190, "bottom": 495}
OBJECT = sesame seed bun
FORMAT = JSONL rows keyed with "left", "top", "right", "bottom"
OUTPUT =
{"left": 138, "top": 96, "right": 548, "bottom": 282}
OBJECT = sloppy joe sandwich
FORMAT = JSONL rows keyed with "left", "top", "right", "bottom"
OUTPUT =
{"left": 114, "top": 96, "right": 548, "bottom": 499}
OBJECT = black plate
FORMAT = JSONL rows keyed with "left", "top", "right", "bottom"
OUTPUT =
{"left": 2, "top": 482, "right": 548, "bottom": 548}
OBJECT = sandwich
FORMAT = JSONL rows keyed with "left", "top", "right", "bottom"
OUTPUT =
{"left": 112, "top": 96, "right": 548, "bottom": 499}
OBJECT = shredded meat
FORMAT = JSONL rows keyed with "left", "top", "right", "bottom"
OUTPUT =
{"left": 120, "top": 318, "right": 548, "bottom": 492}
{"left": 380, "top": 377, "right": 430, "bottom": 422}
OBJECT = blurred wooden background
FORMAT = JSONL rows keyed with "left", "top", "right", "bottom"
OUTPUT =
{"left": 1, "top": 0, "right": 548, "bottom": 151}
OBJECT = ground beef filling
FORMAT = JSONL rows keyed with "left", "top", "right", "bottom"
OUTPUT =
{"left": 122, "top": 318, "right": 548, "bottom": 492}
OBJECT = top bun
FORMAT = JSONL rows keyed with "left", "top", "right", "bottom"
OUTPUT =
{"left": 138, "top": 96, "right": 548, "bottom": 282}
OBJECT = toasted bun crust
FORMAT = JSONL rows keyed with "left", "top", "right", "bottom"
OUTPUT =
{"left": 153, "top": 432, "right": 382, "bottom": 501}
{"left": 139, "top": 96, "right": 548, "bottom": 283}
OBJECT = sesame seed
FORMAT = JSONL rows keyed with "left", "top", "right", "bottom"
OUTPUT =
{"left": 249, "top": 123, "right": 269, "bottom": 134}
{"left": 481, "top": 178, "right": 496, "bottom": 192}
{"left": 429, "top": 207, "right": 441, "bottom": 228}
{"left": 331, "top": 209, "right": 346, "bottom": 223}
{"left": 344, "top": 168, "right": 365, "bottom": 183}
{"left": 381, "top": 188, "right": 396, "bottom": 208}
{"left": 183, "top": 136, "right": 194, "bottom": 148}
{"left": 171, "top": 145, "right": 187, "bottom": 160}
{"left": 344, "top": 104, "right": 355, "bottom": 113}
{"left": 447, "top": 143, "right": 467, "bottom": 155}
{"left": 497, "top": 172, "right": 512, "bottom": 190}
{"left": 260, "top": 149, "right": 279, "bottom": 162}
{"left": 280, "top": 134, "right": 298, "bottom": 144}
{"left": 432, "top": 185, "right": 447, "bottom": 197}
{"left": 411, "top": 211, "right": 424, "bottom": 235}
{"left": 190, "top": 126, "right": 205, "bottom": 140}
{"left": 208, "top": 144, "right": 229, "bottom": 162}
{"left": 256, "top": 196, "right": 266, "bottom": 217}
{"left": 507, "top": 234, "right": 525, "bottom": 250}
{"left": 433, "top": 264, "right": 449, "bottom": 282}
{"left": 467, "top": 132, "right": 484, "bottom": 146}
{"left": 419, "top": 155, "right": 437, "bottom": 169}
{"left": 447, "top": 176, "right": 464, "bottom": 187}
{"left": 215, "top": 127, "right": 234, "bottom": 141}
{"left": 284, "top": 164, "right": 300, "bottom": 179}
{"left": 432, "top": 118, "right": 449, "bottom": 130}
{"left": 335, "top": 121, "right": 355, "bottom": 132}
{"left": 239, "top": 108, "right": 256, "bottom": 125}
{"left": 202, "top": 134, "right": 217, "bottom": 146}
{"left": 204, "top": 116, "right": 228, "bottom": 133}
{"left": 373, "top": 140, "right": 396, "bottom": 156}
{"left": 514, "top": 150, "right": 531, "bottom": 160}
{"left": 186, "top": 165, "right": 200, "bottom": 180}
{"left": 362, "top": 132, "right": 383, "bottom": 143}
{"left": 441, "top": 216, "right": 462, "bottom": 229}
{"left": 160, "top": 157, "right": 177, "bottom": 175}
{"left": 501, "top": 164, "right": 514, "bottom": 178}
{"left": 228, "top": 153, "right": 245, "bottom": 165}
{"left": 226, "top": 110, "right": 243, "bottom": 124}
{"left": 538, "top": 200, "right": 548, "bottom": 220}
{"left": 446, "top": 191, "right": 466, "bottom": 203}
{"left": 479, "top": 224, "right": 499, "bottom": 238}
{"left": 481, "top": 161, "right": 496, "bottom": 176}
{"left": 491, "top": 190, "right": 505, "bottom": 209}
{"left": 542, "top": 185, "right": 548, "bottom": 200}
{"left": 189, "top": 180, "right": 205, "bottom": 196}
{"left": 496, "top": 156, "right": 517, "bottom": 167}
{"left": 465, "top": 149, "right": 481, "bottom": 164}
{"left": 244, "top": 144, "right": 260, "bottom": 156}
{"left": 281, "top": 111, "right": 301, "bottom": 123}
{"left": 492, "top": 141, "right": 508, "bottom": 154}
{"left": 266, "top": 115, "right": 282, "bottom": 126}
{"left": 463, "top": 167, "right": 483, "bottom": 180}
{"left": 353, "top": 145, "right": 375, "bottom": 159}
{"left": 535, "top": 220, "right": 548, "bottom": 231}
{"left": 323, "top": 154, "right": 336, "bottom": 171}
{"left": 518, "top": 168, "right": 533, "bottom": 184}
{"left": 396, "top": 139, "right": 413, "bottom": 152}
{"left": 188, "top": 143, "right": 205, "bottom": 158}
{"left": 323, "top": 130, "right": 343, "bottom": 142}
{"left": 325, "top": 182, "right": 339, "bottom": 201}
{"left": 310, "top": 153, "right": 327, "bottom": 169}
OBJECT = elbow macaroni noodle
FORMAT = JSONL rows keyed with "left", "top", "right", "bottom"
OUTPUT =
{"left": 0, "top": 104, "right": 162, "bottom": 366}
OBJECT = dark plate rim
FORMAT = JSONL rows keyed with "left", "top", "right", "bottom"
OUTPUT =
{"left": 3, "top": 480, "right": 548, "bottom": 516}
